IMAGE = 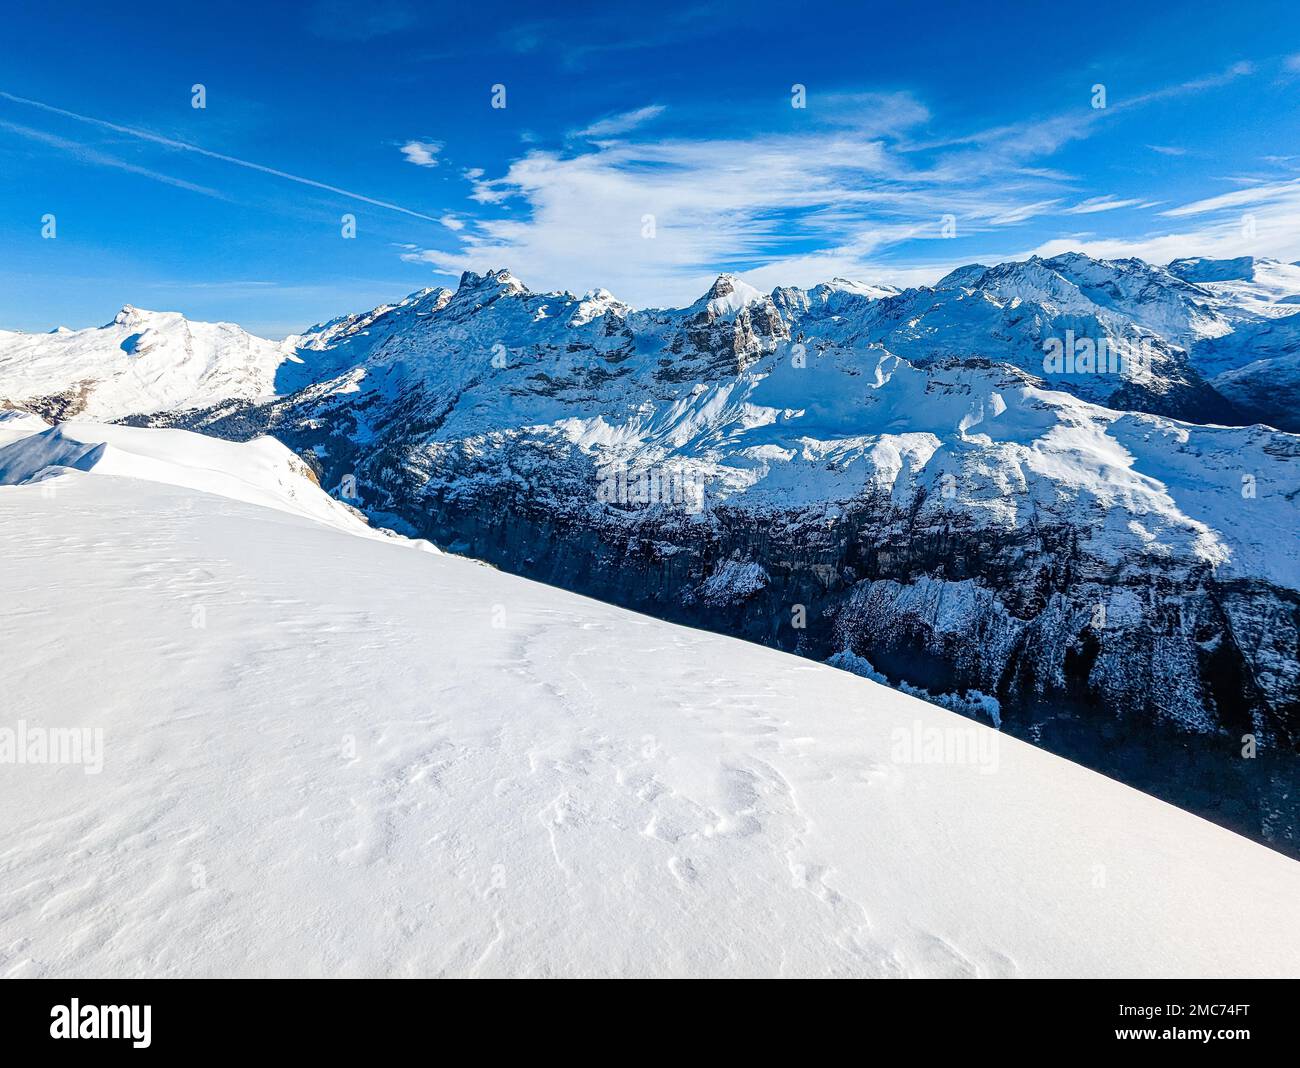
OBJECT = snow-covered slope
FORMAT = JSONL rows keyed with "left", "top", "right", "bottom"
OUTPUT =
{"left": 1189, "top": 308, "right": 1300, "bottom": 432}
{"left": 0, "top": 409, "right": 49, "bottom": 447}
{"left": 1161, "top": 258, "right": 1300, "bottom": 428}
{"left": 2, "top": 420, "right": 1298, "bottom": 978}
{"left": 0, "top": 412, "right": 395, "bottom": 541}
{"left": 283, "top": 286, "right": 454, "bottom": 374}
{"left": 1213, "top": 342, "right": 1300, "bottom": 434}
{"left": 1169, "top": 256, "right": 1300, "bottom": 319}
{"left": 0, "top": 306, "right": 302, "bottom": 421}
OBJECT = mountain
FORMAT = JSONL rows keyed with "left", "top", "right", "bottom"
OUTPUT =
{"left": 1168, "top": 255, "right": 1300, "bottom": 318}
{"left": 2, "top": 414, "right": 1298, "bottom": 977}
{"left": 785, "top": 252, "right": 1241, "bottom": 422}
{"left": 5, "top": 251, "right": 1300, "bottom": 853}
{"left": 0, "top": 305, "right": 319, "bottom": 422}
{"left": 1162, "top": 257, "right": 1300, "bottom": 432}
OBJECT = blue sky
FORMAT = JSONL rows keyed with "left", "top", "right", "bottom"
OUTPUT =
{"left": 2, "top": 0, "right": 1299, "bottom": 336}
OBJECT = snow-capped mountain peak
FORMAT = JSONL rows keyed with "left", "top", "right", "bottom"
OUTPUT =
{"left": 825, "top": 276, "right": 901, "bottom": 300}
{"left": 455, "top": 267, "right": 529, "bottom": 299}
{"left": 112, "top": 304, "right": 150, "bottom": 328}
{"left": 569, "top": 287, "right": 630, "bottom": 326}
{"left": 696, "top": 273, "right": 767, "bottom": 317}
{"left": 0, "top": 307, "right": 297, "bottom": 421}
{"left": 8, "top": 249, "right": 1300, "bottom": 431}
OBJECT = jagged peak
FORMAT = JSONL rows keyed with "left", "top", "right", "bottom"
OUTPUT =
{"left": 398, "top": 286, "right": 454, "bottom": 309}
{"left": 455, "top": 268, "right": 528, "bottom": 297}
{"left": 693, "top": 273, "right": 766, "bottom": 317}
{"left": 113, "top": 305, "right": 149, "bottom": 327}
{"left": 568, "top": 287, "right": 630, "bottom": 326}
{"left": 1045, "top": 250, "right": 1149, "bottom": 274}
{"left": 931, "top": 251, "right": 1220, "bottom": 298}
{"left": 705, "top": 273, "right": 744, "bottom": 298}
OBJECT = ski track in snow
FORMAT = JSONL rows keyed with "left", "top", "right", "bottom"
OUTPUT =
{"left": 1, "top": 459, "right": 1300, "bottom": 976}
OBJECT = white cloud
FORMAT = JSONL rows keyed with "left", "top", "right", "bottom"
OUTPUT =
{"left": 988, "top": 199, "right": 1062, "bottom": 225}
{"left": 1159, "top": 179, "right": 1300, "bottom": 218}
{"left": 1064, "top": 195, "right": 1154, "bottom": 215}
{"left": 407, "top": 91, "right": 1083, "bottom": 304}
{"left": 914, "top": 62, "right": 1255, "bottom": 163}
{"left": 1160, "top": 178, "right": 1300, "bottom": 217}
{"left": 1028, "top": 191, "right": 1300, "bottom": 266}
{"left": 574, "top": 105, "right": 666, "bottom": 139}
{"left": 402, "top": 64, "right": 1290, "bottom": 302}
{"left": 1148, "top": 144, "right": 1188, "bottom": 156}
{"left": 399, "top": 140, "right": 442, "bottom": 167}
{"left": 440, "top": 214, "right": 465, "bottom": 231}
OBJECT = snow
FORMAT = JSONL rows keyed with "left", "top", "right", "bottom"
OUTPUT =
{"left": 5, "top": 255, "right": 1296, "bottom": 596}
{"left": 697, "top": 274, "right": 767, "bottom": 317}
{"left": 0, "top": 307, "right": 294, "bottom": 420}
{"left": 825, "top": 277, "right": 901, "bottom": 300}
{"left": 1171, "top": 256, "right": 1300, "bottom": 319}
{"left": 1, "top": 419, "right": 1299, "bottom": 978}
{"left": 0, "top": 418, "right": 418, "bottom": 544}
{"left": 0, "top": 409, "right": 50, "bottom": 446}
{"left": 699, "top": 559, "right": 769, "bottom": 605}
{"left": 252, "top": 263, "right": 1300, "bottom": 591}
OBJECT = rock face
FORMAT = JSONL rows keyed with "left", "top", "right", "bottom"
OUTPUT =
{"left": 10, "top": 252, "right": 1300, "bottom": 853}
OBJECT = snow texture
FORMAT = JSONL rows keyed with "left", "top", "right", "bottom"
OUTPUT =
{"left": 1, "top": 420, "right": 1297, "bottom": 978}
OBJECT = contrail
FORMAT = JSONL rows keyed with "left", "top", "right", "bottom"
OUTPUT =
{"left": 0, "top": 118, "right": 224, "bottom": 198}
{"left": 0, "top": 90, "right": 440, "bottom": 223}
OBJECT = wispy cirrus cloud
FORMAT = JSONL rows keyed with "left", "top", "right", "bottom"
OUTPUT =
{"left": 910, "top": 61, "right": 1255, "bottom": 164}
{"left": 400, "top": 90, "right": 1080, "bottom": 303}
{"left": 308, "top": 0, "right": 417, "bottom": 41}
{"left": 1064, "top": 195, "right": 1157, "bottom": 215}
{"left": 988, "top": 199, "right": 1063, "bottom": 225}
{"left": 1030, "top": 177, "right": 1300, "bottom": 265}
{"left": 401, "top": 60, "right": 1280, "bottom": 303}
{"left": 503, "top": 4, "right": 721, "bottom": 71}
{"left": 573, "top": 106, "right": 666, "bottom": 140}
{"left": 0, "top": 91, "right": 441, "bottom": 222}
{"left": 1160, "top": 177, "right": 1300, "bottom": 217}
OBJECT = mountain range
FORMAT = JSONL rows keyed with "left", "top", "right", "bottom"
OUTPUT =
{"left": 3, "top": 250, "right": 1299, "bottom": 854}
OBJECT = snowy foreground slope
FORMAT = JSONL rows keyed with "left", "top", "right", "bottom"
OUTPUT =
{"left": 1, "top": 420, "right": 1298, "bottom": 978}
